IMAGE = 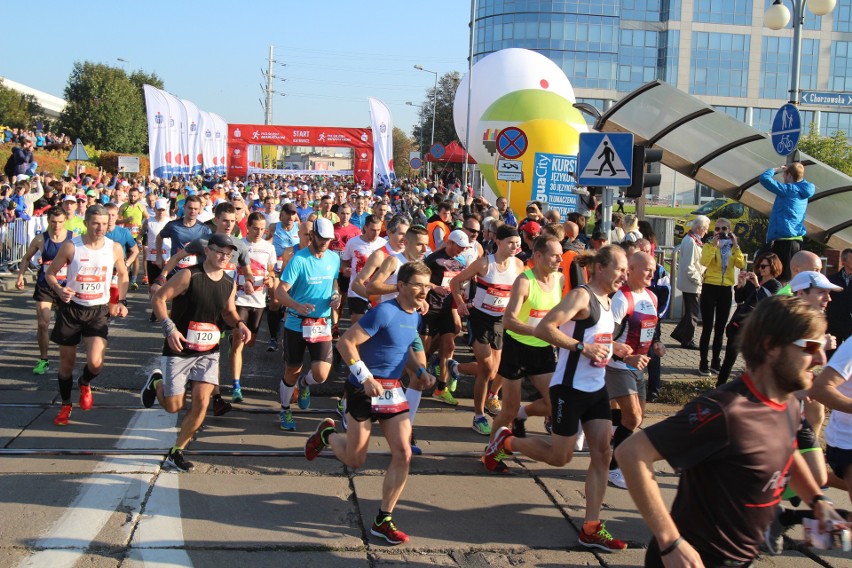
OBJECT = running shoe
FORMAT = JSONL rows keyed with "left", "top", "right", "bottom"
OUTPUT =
{"left": 447, "top": 358, "right": 460, "bottom": 393}
{"left": 709, "top": 360, "right": 722, "bottom": 375}
{"left": 698, "top": 365, "right": 712, "bottom": 377}
{"left": 141, "top": 369, "right": 161, "bottom": 408}
{"left": 142, "top": 276, "right": 149, "bottom": 285}
{"left": 279, "top": 408, "right": 296, "bottom": 431}
{"left": 485, "top": 397, "right": 502, "bottom": 417}
{"left": 472, "top": 415, "right": 491, "bottom": 436}
{"left": 298, "top": 380, "right": 311, "bottom": 410}
{"left": 370, "top": 515, "right": 410, "bottom": 545}
{"left": 337, "top": 399, "right": 348, "bottom": 431}
{"left": 130, "top": 282, "right": 139, "bottom": 291}
{"left": 231, "top": 387, "right": 244, "bottom": 403}
{"left": 212, "top": 397, "right": 232, "bottom": 417}
{"left": 483, "top": 426, "right": 512, "bottom": 472}
{"left": 410, "top": 433, "right": 422, "bottom": 456}
{"left": 578, "top": 521, "right": 627, "bottom": 551}
{"left": 764, "top": 505, "right": 786, "bottom": 555}
{"left": 512, "top": 417, "right": 527, "bottom": 438}
{"left": 32, "top": 359, "right": 49, "bottom": 375}
{"left": 432, "top": 389, "right": 458, "bottom": 406}
{"left": 266, "top": 339, "right": 278, "bottom": 352}
{"left": 164, "top": 448, "right": 194, "bottom": 472}
{"left": 305, "top": 418, "right": 335, "bottom": 461}
{"left": 79, "top": 384, "right": 93, "bottom": 411}
{"left": 608, "top": 468, "right": 628, "bottom": 489}
{"left": 54, "top": 404, "right": 72, "bottom": 426}
{"left": 427, "top": 354, "right": 440, "bottom": 379}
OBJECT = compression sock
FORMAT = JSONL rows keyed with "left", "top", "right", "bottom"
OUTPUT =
{"left": 80, "top": 365, "right": 98, "bottom": 387}
{"left": 405, "top": 389, "right": 422, "bottom": 425}
{"left": 303, "top": 370, "right": 319, "bottom": 386}
{"left": 375, "top": 510, "right": 393, "bottom": 524}
{"left": 279, "top": 380, "right": 295, "bottom": 408}
{"left": 436, "top": 380, "right": 447, "bottom": 391}
{"left": 610, "top": 424, "right": 634, "bottom": 470}
{"left": 58, "top": 374, "right": 73, "bottom": 404}
{"left": 517, "top": 405, "right": 529, "bottom": 420}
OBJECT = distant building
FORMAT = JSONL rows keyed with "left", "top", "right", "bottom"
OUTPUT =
{"left": 0, "top": 76, "right": 67, "bottom": 119}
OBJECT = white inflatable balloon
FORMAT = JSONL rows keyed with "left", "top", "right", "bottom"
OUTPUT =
{"left": 453, "top": 48, "right": 577, "bottom": 164}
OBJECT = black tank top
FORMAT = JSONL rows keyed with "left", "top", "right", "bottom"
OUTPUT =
{"left": 163, "top": 264, "right": 235, "bottom": 357}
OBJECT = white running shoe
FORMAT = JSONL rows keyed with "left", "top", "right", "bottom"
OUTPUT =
{"left": 608, "top": 468, "right": 628, "bottom": 489}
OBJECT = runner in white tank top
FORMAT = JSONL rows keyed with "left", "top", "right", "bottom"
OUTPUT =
{"left": 450, "top": 225, "right": 524, "bottom": 435}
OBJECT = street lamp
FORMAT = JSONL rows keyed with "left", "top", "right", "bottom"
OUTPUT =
{"left": 765, "top": 0, "right": 837, "bottom": 105}
{"left": 406, "top": 102, "right": 425, "bottom": 170}
{"left": 414, "top": 64, "right": 438, "bottom": 178}
{"left": 116, "top": 58, "right": 130, "bottom": 73}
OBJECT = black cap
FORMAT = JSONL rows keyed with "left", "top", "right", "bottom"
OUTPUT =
{"left": 208, "top": 233, "right": 238, "bottom": 251}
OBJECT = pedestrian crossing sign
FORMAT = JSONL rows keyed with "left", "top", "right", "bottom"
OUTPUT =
{"left": 577, "top": 132, "right": 634, "bottom": 186}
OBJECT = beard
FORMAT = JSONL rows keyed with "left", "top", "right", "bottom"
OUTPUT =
{"left": 769, "top": 348, "right": 811, "bottom": 394}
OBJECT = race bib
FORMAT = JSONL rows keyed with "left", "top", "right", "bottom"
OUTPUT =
{"left": 43, "top": 259, "right": 68, "bottom": 283}
{"left": 74, "top": 270, "right": 107, "bottom": 301}
{"left": 639, "top": 320, "right": 656, "bottom": 352}
{"left": 128, "top": 224, "right": 140, "bottom": 237}
{"left": 185, "top": 321, "right": 220, "bottom": 351}
{"left": 302, "top": 317, "right": 332, "bottom": 343}
{"left": 177, "top": 254, "right": 197, "bottom": 269}
{"left": 370, "top": 378, "right": 409, "bottom": 414}
{"left": 483, "top": 286, "right": 511, "bottom": 313}
{"left": 440, "top": 270, "right": 459, "bottom": 288}
{"left": 147, "top": 248, "right": 169, "bottom": 261}
{"left": 169, "top": 191, "right": 178, "bottom": 199}
{"left": 591, "top": 333, "right": 613, "bottom": 368}
{"left": 527, "top": 308, "right": 548, "bottom": 329}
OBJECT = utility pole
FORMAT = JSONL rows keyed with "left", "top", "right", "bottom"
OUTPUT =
{"left": 265, "top": 45, "right": 274, "bottom": 125}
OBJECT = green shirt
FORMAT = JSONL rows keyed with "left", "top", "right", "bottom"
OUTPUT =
{"left": 64, "top": 216, "right": 87, "bottom": 236}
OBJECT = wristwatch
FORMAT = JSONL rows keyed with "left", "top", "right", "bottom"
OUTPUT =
{"left": 575, "top": 342, "right": 584, "bottom": 353}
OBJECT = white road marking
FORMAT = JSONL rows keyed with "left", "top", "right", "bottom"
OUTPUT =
{"left": 16, "top": 407, "right": 181, "bottom": 568}
{"left": 127, "top": 472, "right": 192, "bottom": 567}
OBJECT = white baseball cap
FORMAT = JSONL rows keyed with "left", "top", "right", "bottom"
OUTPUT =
{"left": 155, "top": 198, "right": 169, "bottom": 210}
{"left": 313, "top": 217, "right": 334, "bottom": 239}
{"left": 790, "top": 271, "right": 843, "bottom": 293}
{"left": 448, "top": 229, "right": 472, "bottom": 249}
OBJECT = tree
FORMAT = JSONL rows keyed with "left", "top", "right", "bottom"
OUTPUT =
{"left": 798, "top": 124, "right": 852, "bottom": 177}
{"left": 59, "top": 62, "right": 162, "bottom": 154}
{"left": 0, "top": 79, "right": 46, "bottom": 130}
{"left": 413, "top": 71, "right": 461, "bottom": 151}
{"left": 392, "top": 127, "right": 415, "bottom": 179}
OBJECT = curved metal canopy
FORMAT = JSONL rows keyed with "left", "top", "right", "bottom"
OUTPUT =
{"left": 595, "top": 81, "right": 852, "bottom": 250}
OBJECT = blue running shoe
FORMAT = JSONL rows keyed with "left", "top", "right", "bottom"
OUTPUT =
{"left": 279, "top": 408, "right": 296, "bottom": 431}
{"left": 298, "top": 379, "right": 311, "bottom": 410}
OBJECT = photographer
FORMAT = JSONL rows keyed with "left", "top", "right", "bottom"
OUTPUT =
{"left": 698, "top": 218, "right": 744, "bottom": 377}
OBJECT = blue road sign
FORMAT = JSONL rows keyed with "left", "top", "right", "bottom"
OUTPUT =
{"left": 430, "top": 143, "right": 445, "bottom": 159}
{"left": 800, "top": 91, "right": 852, "bottom": 107}
{"left": 771, "top": 103, "right": 801, "bottom": 156}
{"left": 531, "top": 152, "right": 578, "bottom": 216}
{"left": 577, "top": 132, "right": 633, "bottom": 186}
{"left": 496, "top": 127, "right": 528, "bottom": 159}
{"left": 410, "top": 157, "right": 422, "bottom": 169}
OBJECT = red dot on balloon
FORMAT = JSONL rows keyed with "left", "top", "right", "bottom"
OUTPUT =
{"left": 540, "top": 79, "right": 549, "bottom": 89}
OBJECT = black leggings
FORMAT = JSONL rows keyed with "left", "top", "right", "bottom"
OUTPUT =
{"left": 699, "top": 284, "right": 732, "bottom": 367}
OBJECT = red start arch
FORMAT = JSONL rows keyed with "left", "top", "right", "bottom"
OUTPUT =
{"left": 228, "top": 124, "right": 374, "bottom": 187}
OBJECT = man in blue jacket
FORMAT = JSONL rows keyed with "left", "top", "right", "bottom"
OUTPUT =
{"left": 759, "top": 162, "right": 815, "bottom": 282}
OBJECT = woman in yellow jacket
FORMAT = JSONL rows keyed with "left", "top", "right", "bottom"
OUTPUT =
{"left": 698, "top": 218, "right": 745, "bottom": 376}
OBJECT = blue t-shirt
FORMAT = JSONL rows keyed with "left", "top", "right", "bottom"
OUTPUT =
{"left": 348, "top": 299, "right": 421, "bottom": 386}
{"left": 159, "top": 218, "right": 212, "bottom": 256}
{"left": 106, "top": 226, "right": 136, "bottom": 258}
{"left": 281, "top": 247, "right": 340, "bottom": 332}
{"left": 296, "top": 205, "right": 314, "bottom": 222}
{"left": 272, "top": 222, "right": 300, "bottom": 257}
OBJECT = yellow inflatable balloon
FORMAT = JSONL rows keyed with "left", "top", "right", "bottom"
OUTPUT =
{"left": 493, "top": 118, "right": 582, "bottom": 216}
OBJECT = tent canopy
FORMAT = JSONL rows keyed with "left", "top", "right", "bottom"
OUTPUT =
{"left": 426, "top": 140, "right": 477, "bottom": 164}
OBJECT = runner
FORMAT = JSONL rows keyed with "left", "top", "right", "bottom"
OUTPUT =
{"left": 142, "top": 233, "right": 251, "bottom": 472}
{"left": 304, "top": 261, "right": 435, "bottom": 545}
{"left": 104, "top": 203, "right": 139, "bottom": 305}
{"left": 618, "top": 296, "right": 845, "bottom": 566}
{"left": 141, "top": 198, "right": 172, "bottom": 319}
{"left": 350, "top": 215, "right": 411, "bottom": 307}
{"left": 450, "top": 225, "right": 524, "bottom": 435}
{"left": 604, "top": 252, "right": 665, "bottom": 489}
{"left": 341, "top": 215, "right": 386, "bottom": 325}
{"left": 263, "top": 201, "right": 300, "bottom": 351}
{"left": 331, "top": 202, "right": 362, "bottom": 329}
{"left": 44, "top": 204, "right": 130, "bottom": 426}
{"left": 61, "top": 194, "right": 87, "bottom": 236}
{"left": 230, "top": 212, "right": 277, "bottom": 403}
{"left": 483, "top": 245, "right": 632, "bottom": 550}
{"left": 154, "top": 195, "right": 211, "bottom": 273}
{"left": 15, "top": 206, "right": 73, "bottom": 375}
{"left": 117, "top": 186, "right": 149, "bottom": 289}
{"left": 482, "top": 234, "right": 563, "bottom": 472}
{"left": 426, "top": 201, "right": 452, "bottom": 251}
{"left": 275, "top": 217, "right": 342, "bottom": 430}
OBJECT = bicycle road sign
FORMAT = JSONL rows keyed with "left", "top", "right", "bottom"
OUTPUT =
{"left": 496, "top": 127, "right": 528, "bottom": 159}
{"left": 771, "top": 103, "right": 801, "bottom": 157}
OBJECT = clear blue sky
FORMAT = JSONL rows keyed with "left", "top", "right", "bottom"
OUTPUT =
{"left": 2, "top": 0, "right": 471, "bottom": 137}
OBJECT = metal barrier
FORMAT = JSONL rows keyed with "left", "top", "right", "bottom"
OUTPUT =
{"left": 0, "top": 218, "right": 38, "bottom": 272}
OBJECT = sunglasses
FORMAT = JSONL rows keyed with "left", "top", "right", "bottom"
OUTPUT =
{"left": 464, "top": 227, "right": 480, "bottom": 234}
{"left": 714, "top": 227, "right": 730, "bottom": 232}
{"left": 792, "top": 338, "right": 826, "bottom": 355}
{"left": 757, "top": 263, "right": 771, "bottom": 269}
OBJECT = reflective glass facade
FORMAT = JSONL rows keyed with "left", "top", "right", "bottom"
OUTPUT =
{"left": 694, "top": 0, "right": 751, "bottom": 26}
{"left": 690, "top": 33, "right": 750, "bottom": 97}
{"left": 761, "top": 37, "right": 818, "bottom": 99}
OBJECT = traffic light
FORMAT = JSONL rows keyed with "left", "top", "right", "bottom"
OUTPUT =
{"left": 625, "top": 146, "right": 663, "bottom": 199}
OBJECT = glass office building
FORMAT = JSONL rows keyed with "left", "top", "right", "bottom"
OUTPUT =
{"left": 473, "top": 0, "right": 852, "bottom": 201}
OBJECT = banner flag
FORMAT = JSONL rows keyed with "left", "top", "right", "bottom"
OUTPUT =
{"left": 181, "top": 98, "right": 203, "bottom": 176}
{"left": 143, "top": 85, "right": 168, "bottom": 178}
{"left": 368, "top": 97, "right": 395, "bottom": 188}
{"left": 211, "top": 113, "right": 228, "bottom": 174}
{"left": 199, "top": 110, "right": 215, "bottom": 172}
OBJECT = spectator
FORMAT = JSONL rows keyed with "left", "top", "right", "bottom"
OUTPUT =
{"left": 622, "top": 214, "right": 642, "bottom": 242}
{"left": 697, "top": 218, "right": 745, "bottom": 376}
{"left": 609, "top": 212, "right": 625, "bottom": 243}
{"left": 716, "top": 252, "right": 783, "bottom": 386}
{"left": 826, "top": 248, "right": 852, "bottom": 350}
{"left": 637, "top": 220, "right": 657, "bottom": 256}
{"left": 759, "top": 162, "right": 815, "bottom": 281}
{"left": 670, "top": 215, "right": 709, "bottom": 349}
{"left": 8, "top": 136, "right": 35, "bottom": 178}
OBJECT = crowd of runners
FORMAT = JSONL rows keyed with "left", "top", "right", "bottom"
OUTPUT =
{"left": 7, "top": 166, "right": 852, "bottom": 565}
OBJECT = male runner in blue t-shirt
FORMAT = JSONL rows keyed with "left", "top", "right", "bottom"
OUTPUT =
{"left": 304, "top": 260, "right": 435, "bottom": 546}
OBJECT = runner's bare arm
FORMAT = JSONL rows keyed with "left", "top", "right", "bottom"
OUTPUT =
{"left": 534, "top": 286, "right": 592, "bottom": 352}
{"left": 337, "top": 323, "right": 383, "bottom": 397}
{"left": 151, "top": 268, "right": 192, "bottom": 319}
{"left": 222, "top": 284, "right": 251, "bottom": 343}
{"left": 15, "top": 234, "right": 44, "bottom": 289}
{"left": 125, "top": 243, "right": 140, "bottom": 268}
{"left": 404, "top": 346, "right": 436, "bottom": 390}
{"left": 45, "top": 241, "right": 75, "bottom": 302}
{"left": 365, "top": 255, "right": 399, "bottom": 297}
{"left": 351, "top": 249, "right": 384, "bottom": 298}
{"left": 274, "top": 280, "right": 313, "bottom": 316}
{"left": 450, "top": 256, "right": 488, "bottom": 316}
{"left": 155, "top": 233, "right": 165, "bottom": 267}
{"left": 502, "top": 274, "right": 533, "bottom": 336}
{"left": 111, "top": 242, "right": 130, "bottom": 317}
{"left": 811, "top": 366, "right": 852, "bottom": 414}
{"left": 615, "top": 432, "right": 703, "bottom": 567}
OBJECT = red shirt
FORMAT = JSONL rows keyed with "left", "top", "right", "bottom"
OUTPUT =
{"left": 332, "top": 222, "right": 361, "bottom": 253}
